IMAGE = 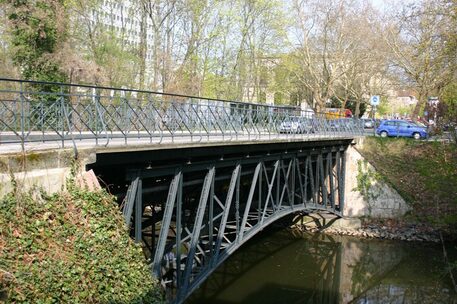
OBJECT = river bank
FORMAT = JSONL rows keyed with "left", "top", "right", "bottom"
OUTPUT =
{"left": 301, "top": 220, "right": 441, "bottom": 243}
{"left": 356, "top": 137, "right": 457, "bottom": 235}
{"left": 298, "top": 137, "right": 457, "bottom": 243}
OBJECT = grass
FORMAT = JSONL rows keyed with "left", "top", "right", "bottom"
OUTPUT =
{"left": 0, "top": 182, "right": 164, "bottom": 303}
{"left": 358, "top": 137, "right": 457, "bottom": 232}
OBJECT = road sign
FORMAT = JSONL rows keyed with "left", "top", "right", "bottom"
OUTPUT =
{"left": 370, "top": 95, "right": 380, "bottom": 106}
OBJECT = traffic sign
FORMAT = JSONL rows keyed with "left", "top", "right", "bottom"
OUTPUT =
{"left": 370, "top": 95, "right": 380, "bottom": 106}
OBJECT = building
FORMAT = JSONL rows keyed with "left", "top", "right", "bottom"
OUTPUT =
{"left": 84, "top": 0, "right": 155, "bottom": 84}
{"left": 386, "top": 89, "right": 417, "bottom": 118}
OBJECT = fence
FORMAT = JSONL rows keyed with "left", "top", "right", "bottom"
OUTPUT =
{"left": 0, "top": 78, "right": 364, "bottom": 150}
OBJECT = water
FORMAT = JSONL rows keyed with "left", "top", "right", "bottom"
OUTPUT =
{"left": 187, "top": 229, "right": 457, "bottom": 304}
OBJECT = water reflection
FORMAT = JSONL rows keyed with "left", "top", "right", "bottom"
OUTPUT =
{"left": 187, "top": 229, "right": 456, "bottom": 304}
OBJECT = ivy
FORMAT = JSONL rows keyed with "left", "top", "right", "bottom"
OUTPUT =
{"left": 354, "top": 159, "right": 382, "bottom": 216}
{"left": 0, "top": 186, "right": 163, "bottom": 303}
{"left": 1, "top": 0, "right": 67, "bottom": 83}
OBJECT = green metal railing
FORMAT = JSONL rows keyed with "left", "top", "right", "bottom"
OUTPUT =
{"left": 0, "top": 78, "right": 364, "bottom": 150}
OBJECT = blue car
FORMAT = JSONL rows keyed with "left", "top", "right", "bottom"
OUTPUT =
{"left": 376, "top": 119, "right": 428, "bottom": 139}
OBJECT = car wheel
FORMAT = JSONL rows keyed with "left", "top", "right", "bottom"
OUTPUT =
{"left": 380, "top": 131, "right": 388, "bottom": 138}
{"left": 413, "top": 132, "right": 421, "bottom": 140}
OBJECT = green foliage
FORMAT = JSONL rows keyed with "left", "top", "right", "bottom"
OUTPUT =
{"left": 441, "top": 82, "right": 457, "bottom": 124}
{"left": 91, "top": 30, "right": 140, "bottom": 87}
{"left": 0, "top": 187, "right": 163, "bottom": 303}
{"left": 1, "top": 0, "right": 68, "bottom": 82}
{"left": 354, "top": 159, "right": 382, "bottom": 216}
{"left": 376, "top": 96, "right": 391, "bottom": 117}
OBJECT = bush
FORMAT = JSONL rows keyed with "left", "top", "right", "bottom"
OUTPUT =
{"left": 0, "top": 187, "right": 163, "bottom": 303}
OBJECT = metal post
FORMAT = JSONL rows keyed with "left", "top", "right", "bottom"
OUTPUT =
{"left": 307, "top": 156, "right": 315, "bottom": 205}
{"left": 339, "top": 149, "right": 346, "bottom": 214}
{"left": 152, "top": 171, "right": 182, "bottom": 277}
{"left": 135, "top": 179, "right": 143, "bottom": 243}
{"left": 291, "top": 158, "right": 296, "bottom": 206}
{"left": 180, "top": 167, "right": 215, "bottom": 299}
{"left": 176, "top": 173, "right": 183, "bottom": 289}
{"left": 258, "top": 162, "right": 262, "bottom": 223}
{"left": 295, "top": 159, "right": 304, "bottom": 205}
{"left": 336, "top": 151, "right": 341, "bottom": 210}
{"left": 60, "top": 86, "right": 65, "bottom": 148}
{"left": 123, "top": 177, "right": 139, "bottom": 226}
{"left": 213, "top": 164, "right": 240, "bottom": 265}
{"left": 235, "top": 166, "right": 240, "bottom": 236}
{"left": 328, "top": 152, "right": 335, "bottom": 209}
{"left": 94, "top": 88, "right": 99, "bottom": 145}
{"left": 239, "top": 163, "right": 261, "bottom": 242}
{"left": 208, "top": 169, "right": 215, "bottom": 259}
{"left": 319, "top": 154, "right": 327, "bottom": 207}
{"left": 20, "top": 81, "right": 25, "bottom": 150}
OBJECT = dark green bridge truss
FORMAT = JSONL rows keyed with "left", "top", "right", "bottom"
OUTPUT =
{"left": 101, "top": 140, "right": 350, "bottom": 303}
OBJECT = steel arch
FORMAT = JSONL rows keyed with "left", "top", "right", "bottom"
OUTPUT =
{"left": 122, "top": 145, "right": 347, "bottom": 303}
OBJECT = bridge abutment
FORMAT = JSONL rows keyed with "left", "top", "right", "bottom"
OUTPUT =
{"left": 343, "top": 139, "right": 411, "bottom": 218}
{"left": 0, "top": 148, "right": 96, "bottom": 197}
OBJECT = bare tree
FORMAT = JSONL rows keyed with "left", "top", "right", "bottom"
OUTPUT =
{"left": 384, "top": 0, "right": 454, "bottom": 118}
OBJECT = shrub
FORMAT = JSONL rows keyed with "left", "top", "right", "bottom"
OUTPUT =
{"left": 0, "top": 187, "right": 163, "bottom": 303}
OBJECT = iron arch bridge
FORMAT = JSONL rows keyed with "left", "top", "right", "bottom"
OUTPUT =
{"left": 90, "top": 139, "right": 350, "bottom": 303}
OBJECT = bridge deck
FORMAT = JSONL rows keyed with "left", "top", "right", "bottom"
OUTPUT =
{"left": 0, "top": 132, "right": 357, "bottom": 154}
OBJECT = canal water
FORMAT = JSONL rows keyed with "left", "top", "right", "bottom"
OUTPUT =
{"left": 187, "top": 229, "right": 457, "bottom": 304}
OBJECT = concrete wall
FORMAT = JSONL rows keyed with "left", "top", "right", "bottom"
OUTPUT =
{"left": 344, "top": 140, "right": 411, "bottom": 218}
{"left": 0, "top": 149, "right": 95, "bottom": 197}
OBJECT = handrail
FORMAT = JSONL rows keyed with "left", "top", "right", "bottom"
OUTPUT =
{"left": 0, "top": 77, "right": 298, "bottom": 108}
{"left": 0, "top": 78, "right": 364, "bottom": 151}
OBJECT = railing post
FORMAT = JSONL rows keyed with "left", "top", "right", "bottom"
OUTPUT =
{"left": 60, "top": 85, "right": 65, "bottom": 148}
{"left": 94, "top": 88, "right": 99, "bottom": 146}
{"left": 19, "top": 81, "right": 25, "bottom": 150}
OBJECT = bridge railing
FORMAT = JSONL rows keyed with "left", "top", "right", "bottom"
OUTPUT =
{"left": 0, "top": 78, "right": 364, "bottom": 149}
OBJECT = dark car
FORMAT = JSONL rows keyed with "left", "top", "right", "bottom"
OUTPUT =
{"left": 376, "top": 119, "right": 428, "bottom": 139}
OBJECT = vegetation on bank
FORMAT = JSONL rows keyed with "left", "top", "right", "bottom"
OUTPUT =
{"left": 358, "top": 137, "right": 457, "bottom": 233}
{"left": 0, "top": 181, "right": 163, "bottom": 303}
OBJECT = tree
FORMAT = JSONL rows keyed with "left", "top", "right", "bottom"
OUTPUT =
{"left": 0, "top": 8, "right": 18, "bottom": 78}
{"left": 384, "top": 0, "right": 455, "bottom": 118}
{"left": 1, "top": 0, "right": 68, "bottom": 82}
{"left": 290, "top": 0, "right": 381, "bottom": 110}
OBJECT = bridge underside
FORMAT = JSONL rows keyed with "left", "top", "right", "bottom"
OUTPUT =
{"left": 89, "top": 139, "right": 351, "bottom": 303}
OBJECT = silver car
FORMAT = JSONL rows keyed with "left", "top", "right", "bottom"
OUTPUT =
{"left": 279, "top": 116, "right": 314, "bottom": 134}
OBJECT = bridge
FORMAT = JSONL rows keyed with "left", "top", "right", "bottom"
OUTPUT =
{"left": 0, "top": 79, "right": 362, "bottom": 303}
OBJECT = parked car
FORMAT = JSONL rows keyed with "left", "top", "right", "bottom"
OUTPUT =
{"left": 279, "top": 116, "right": 314, "bottom": 133}
{"left": 362, "top": 118, "right": 374, "bottom": 129}
{"left": 328, "top": 118, "right": 358, "bottom": 131}
{"left": 376, "top": 119, "right": 427, "bottom": 139}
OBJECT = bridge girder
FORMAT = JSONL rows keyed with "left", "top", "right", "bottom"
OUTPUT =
{"left": 121, "top": 143, "right": 348, "bottom": 303}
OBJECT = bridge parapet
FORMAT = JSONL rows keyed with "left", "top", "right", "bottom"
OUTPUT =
{"left": 0, "top": 78, "right": 363, "bottom": 153}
